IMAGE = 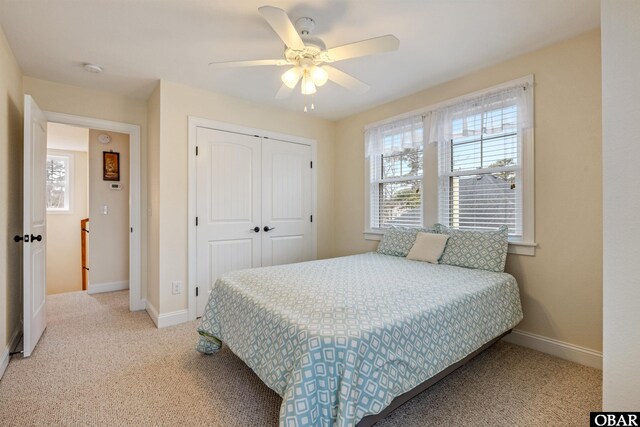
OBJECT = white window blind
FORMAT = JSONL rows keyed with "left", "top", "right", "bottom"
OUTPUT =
{"left": 432, "top": 85, "right": 532, "bottom": 238}
{"left": 365, "top": 116, "right": 424, "bottom": 229}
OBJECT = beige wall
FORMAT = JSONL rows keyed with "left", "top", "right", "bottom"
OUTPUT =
{"left": 334, "top": 30, "right": 603, "bottom": 352}
{"left": 0, "top": 24, "right": 23, "bottom": 364}
{"left": 88, "top": 130, "right": 129, "bottom": 287}
{"left": 150, "top": 80, "right": 336, "bottom": 314}
{"left": 46, "top": 149, "right": 88, "bottom": 295}
{"left": 23, "top": 77, "right": 148, "bottom": 302}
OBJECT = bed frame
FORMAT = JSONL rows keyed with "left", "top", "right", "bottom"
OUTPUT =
{"left": 356, "top": 330, "right": 512, "bottom": 427}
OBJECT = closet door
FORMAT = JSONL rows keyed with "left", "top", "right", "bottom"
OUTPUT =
{"left": 196, "top": 128, "right": 262, "bottom": 316}
{"left": 261, "top": 139, "right": 313, "bottom": 267}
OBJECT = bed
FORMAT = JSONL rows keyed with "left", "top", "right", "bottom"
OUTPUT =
{"left": 197, "top": 252, "right": 523, "bottom": 426}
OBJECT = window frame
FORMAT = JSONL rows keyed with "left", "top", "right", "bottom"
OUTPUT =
{"left": 369, "top": 148, "right": 425, "bottom": 229}
{"left": 364, "top": 120, "right": 427, "bottom": 234}
{"left": 46, "top": 150, "right": 74, "bottom": 214}
{"left": 364, "top": 75, "right": 536, "bottom": 256}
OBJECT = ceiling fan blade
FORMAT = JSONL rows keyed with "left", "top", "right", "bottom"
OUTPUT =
{"left": 275, "top": 83, "right": 295, "bottom": 99}
{"left": 324, "top": 66, "right": 370, "bottom": 94}
{"left": 325, "top": 35, "right": 399, "bottom": 62}
{"left": 208, "top": 59, "right": 288, "bottom": 68}
{"left": 258, "top": 6, "right": 305, "bottom": 50}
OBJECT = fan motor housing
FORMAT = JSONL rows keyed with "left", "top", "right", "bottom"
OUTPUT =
{"left": 285, "top": 17, "right": 326, "bottom": 64}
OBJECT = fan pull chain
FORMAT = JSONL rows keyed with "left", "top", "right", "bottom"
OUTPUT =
{"left": 303, "top": 95, "right": 315, "bottom": 113}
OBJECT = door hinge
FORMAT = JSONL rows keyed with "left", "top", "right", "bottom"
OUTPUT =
{"left": 196, "top": 146, "right": 199, "bottom": 156}
{"left": 310, "top": 161, "right": 313, "bottom": 168}
{"left": 195, "top": 217, "right": 199, "bottom": 226}
{"left": 196, "top": 286, "right": 199, "bottom": 297}
{"left": 310, "top": 215, "right": 313, "bottom": 223}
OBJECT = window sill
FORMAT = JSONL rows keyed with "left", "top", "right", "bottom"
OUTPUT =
{"left": 507, "top": 241, "right": 537, "bottom": 256}
{"left": 364, "top": 230, "right": 384, "bottom": 241}
{"left": 47, "top": 210, "right": 73, "bottom": 215}
{"left": 364, "top": 230, "right": 536, "bottom": 256}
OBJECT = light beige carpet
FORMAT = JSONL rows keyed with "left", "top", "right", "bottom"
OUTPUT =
{"left": 0, "top": 291, "right": 601, "bottom": 426}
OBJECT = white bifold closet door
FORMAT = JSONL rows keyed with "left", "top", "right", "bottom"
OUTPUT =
{"left": 196, "top": 128, "right": 312, "bottom": 316}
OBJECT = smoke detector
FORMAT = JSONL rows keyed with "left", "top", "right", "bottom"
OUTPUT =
{"left": 83, "top": 63, "right": 103, "bottom": 74}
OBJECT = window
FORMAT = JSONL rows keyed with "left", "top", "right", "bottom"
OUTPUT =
{"left": 364, "top": 76, "right": 535, "bottom": 254}
{"left": 440, "top": 103, "right": 521, "bottom": 235}
{"left": 46, "top": 154, "right": 72, "bottom": 212}
{"left": 365, "top": 116, "right": 424, "bottom": 229}
{"left": 432, "top": 80, "right": 533, "bottom": 244}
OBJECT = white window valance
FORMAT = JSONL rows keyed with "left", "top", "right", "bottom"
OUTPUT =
{"left": 365, "top": 115, "right": 425, "bottom": 158}
{"left": 428, "top": 84, "right": 532, "bottom": 145}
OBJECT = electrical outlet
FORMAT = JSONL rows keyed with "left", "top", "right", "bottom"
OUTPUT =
{"left": 172, "top": 281, "right": 182, "bottom": 295}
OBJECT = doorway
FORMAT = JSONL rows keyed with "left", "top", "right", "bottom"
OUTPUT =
{"left": 45, "top": 124, "right": 131, "bottom": 297}
{"left": 45, "top": 112, "right": 143, "bottom": 312}
{"left": 22, "top": 96, "right": 143, "bottom": 357}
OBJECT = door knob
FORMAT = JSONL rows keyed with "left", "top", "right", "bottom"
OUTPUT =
{"left": 263, "top": 226, "right": 276, "bottom": 232}
{"left": 250, "top": 226, "right": 260, "bottom": 233}
{"left": 30, "top": 234, "right": 42, "bottom": 242}
{"left": 13, "top": 235, "right": 26, "bottom": 242}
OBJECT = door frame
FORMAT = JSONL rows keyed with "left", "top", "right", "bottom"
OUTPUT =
{"left": 45, "top": 111, "right": 144, "bottom": 312}
{"left": 187, "top": 116, "right": 318, "bottom": 321}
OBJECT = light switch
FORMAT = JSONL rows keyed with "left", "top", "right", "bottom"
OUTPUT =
{"left": 102, "top": 205, "right": 108, "bottom": 215}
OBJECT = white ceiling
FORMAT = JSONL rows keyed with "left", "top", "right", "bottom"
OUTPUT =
{"left": 0, "top": 0, "right": 600, "bottom": 120}
{"left": 47, "top": 123, "right": 88, "bottom": 152}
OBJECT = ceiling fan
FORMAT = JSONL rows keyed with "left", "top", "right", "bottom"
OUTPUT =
{"left": 209, "top": 5, "right": 400, "bottom": 103}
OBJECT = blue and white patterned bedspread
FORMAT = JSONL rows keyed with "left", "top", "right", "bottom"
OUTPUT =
{"left": 197, "top": 252, "right": 523, "bottom": 426}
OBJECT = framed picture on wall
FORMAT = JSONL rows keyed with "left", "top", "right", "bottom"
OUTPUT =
{"left": 103, "top": 151, "right": 120, "bottom": 181}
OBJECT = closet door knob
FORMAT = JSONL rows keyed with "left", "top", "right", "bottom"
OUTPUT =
{"left": 250, "top": 227, "right": 260, "bottom": 233}
{"left": 13, "top": 235, "right": 25, "bottom": 242}
{"left": 31, "top": 234, "right": 42, "bottom": 242}
{"left": 263, "top": 226, "right": 275, "bottom": 232}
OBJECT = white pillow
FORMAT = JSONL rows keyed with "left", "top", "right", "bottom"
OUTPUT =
{"left": 406, "top": 232, "right": 450, "bottom": 264}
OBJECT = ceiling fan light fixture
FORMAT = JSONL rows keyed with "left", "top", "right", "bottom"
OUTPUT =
{"left": 281, "top": 67, "right": 302, "bottom": 89}
{"left": 210, "top": 6, "right": 399, "bottom": 102}
{"left": 310, "top": 66, "right": 328, "bottom": 87}
{"left": 301, "top": 71, "right": 317, "bottom": 95}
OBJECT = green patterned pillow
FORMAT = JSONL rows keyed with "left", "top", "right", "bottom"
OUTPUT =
{"left": 436, "top": 224, "right": 509, "bottom": 272}
{"left": 377, "top": 227, "right": 436, "bottom": 257}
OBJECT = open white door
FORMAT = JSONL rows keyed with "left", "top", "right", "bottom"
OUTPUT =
{"left": 23, "top": 95, "right": 47, "bottom": 357}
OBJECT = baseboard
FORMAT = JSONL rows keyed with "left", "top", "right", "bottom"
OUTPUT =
{"left": 503, "top": 329, "right": 602, "bottom": 370}
{"left": 145, "top": 300, "right": 159, "bottom": 327}
{"left": 1, "top": 327, "right": 22, "bottom": 380}
{"left": 131, "top": 298, "right": 146, "bottom": 312}
{"left": 157, "top": 309, "right": 189, "bottom": 328}
{"left": 144, "top": 302, "right": 188, "bottom": 329}
{"left": 87, "top": 280, "right": 129, "bottom": 295}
